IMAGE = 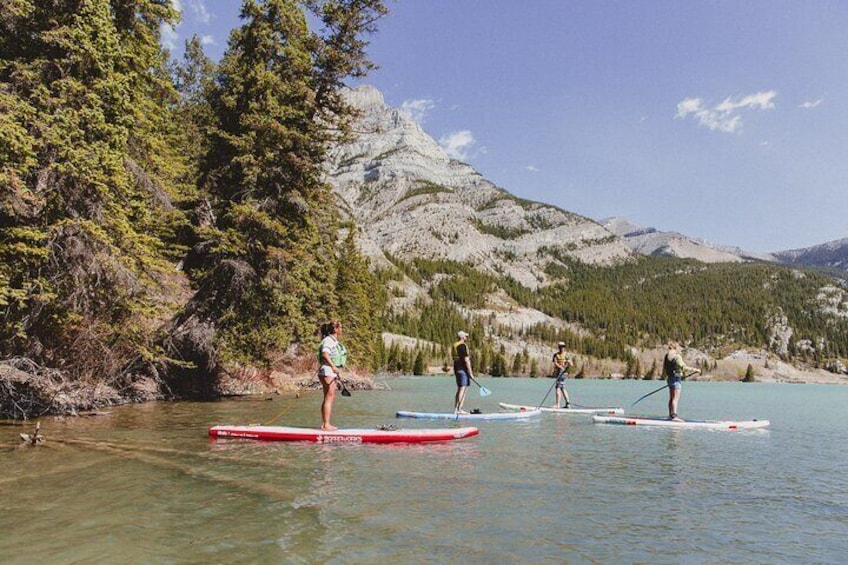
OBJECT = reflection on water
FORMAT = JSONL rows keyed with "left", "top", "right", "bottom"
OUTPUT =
{"left": 1, "top": 378, "right": 847, "bottom": 563}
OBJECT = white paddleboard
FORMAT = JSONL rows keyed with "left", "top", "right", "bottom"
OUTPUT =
{"left": 499, "top": 402, "right": 623, "bottom": 415}
{"left": 592, "top": 415, "right": 770, "bottom": 430}
{"left": 395, "top": 409, "right": 542, "bottom": 421}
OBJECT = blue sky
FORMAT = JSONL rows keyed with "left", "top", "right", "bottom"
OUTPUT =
{"left": 165, "top": 1, "right": 847, "bottom": 253}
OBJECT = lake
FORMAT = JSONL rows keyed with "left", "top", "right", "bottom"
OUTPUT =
{"left": 2, "top": 377, "right": 847, "bottom": 564}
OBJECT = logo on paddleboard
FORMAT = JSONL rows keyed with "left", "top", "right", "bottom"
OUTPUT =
{"left": 317, "top": 435, "right": 363, "bottom": 444}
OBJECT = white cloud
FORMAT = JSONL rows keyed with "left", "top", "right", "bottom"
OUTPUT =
{"left": 400, "top": 98, "right": 436, "bottom": 124}
{"left": 161, "top": 23, "right": 179, "bottom": 50}
{"left": 170, "top": 0, "right": 183, "bottom": 13}
{"left": 200, "top": 34, "right": 214, "bottom": 46}
{"left": 800, "top": 98, "right": 823, "bottom": 109}
{"left": 439, "top": 130, "right": 476, "bottom": 161}
{"left": 715, "top": 91, "right": 776, "bottom": 112}
{"left": 675, "top": 91, "right": 777, "bottom": 133}
{"left": 525, "top": 165, "right": 540, "bottom": 173}
{"left": 187, "top": 0, "right": 212, "bottom": 24}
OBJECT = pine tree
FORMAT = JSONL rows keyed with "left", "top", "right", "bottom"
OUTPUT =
{"left": 0, "top": 0, "right": 187, "bottom": 381}
{"left": 412, "top": 349, "right": 425, "bottom": 376}
{"left": 166, "top": 0, "right": 388, "bottom": 381}
{"left": 511, "top": 353, "right": 522, "bottom": 376}
{"left": 644, "top": 358, "right": 657, "bottom": 380}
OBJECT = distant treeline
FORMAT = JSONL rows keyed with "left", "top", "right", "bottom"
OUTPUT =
{"left": 380, "top": 255, "right": 848, "bottom": 374}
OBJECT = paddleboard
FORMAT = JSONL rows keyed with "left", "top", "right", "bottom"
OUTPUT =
{"left": 209, "top": 425, "right": 480, "bottom": 444}
{"left": 592, "top": 415, "right": 770, "bottom": 430}
{"left": 395, "top": 409, "right": 542, "bottom": 420}
{"left": 499, "top": 402, "right": 623, "bottom": 415}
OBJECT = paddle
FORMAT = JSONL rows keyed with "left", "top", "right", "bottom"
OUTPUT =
{"left": 537, "top": 377, "right": 557, "bottom": 409}
{"left": 469, "top": 375, "right": 491, "bottom": 397}
{"left": 630, "top": 384, "right": 667, "bottom": 407}
{"left": 630, "top": 372, "right": 697, "bottom": 407}
{"left": 338, "top": 377, "right": 352, "bottom": 397}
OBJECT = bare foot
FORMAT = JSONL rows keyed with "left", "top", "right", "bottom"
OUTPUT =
{"left": 321, "top": 424, "right": 338, "bottom": 431}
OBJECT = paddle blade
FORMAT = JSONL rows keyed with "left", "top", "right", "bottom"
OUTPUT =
{"left": 479, "top": 387, "right": 492, "bottom": 397}
{"left": 339, "top": 380, "right": 352, "bottom": 397}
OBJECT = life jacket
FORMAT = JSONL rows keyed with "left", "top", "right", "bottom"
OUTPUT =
{"left": 664, "top": 353, "right": 682, "bottom": 378}
{"left": 317, "top": 337, "right": 347, "bottom": 368}
{"left": 553, "top": 351, "right": 569, "bottom": 369}
{"left": 452, "top": 340, "right": 464, "bottom": 363}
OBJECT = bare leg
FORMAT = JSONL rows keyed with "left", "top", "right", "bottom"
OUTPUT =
{"left": 455, "top": 386, "right": 469, "bottom": 413}
{"left": 668, "top": 387, "right": 681, "bottom": 420}
{"left": 321, "top": 376, "right": 338, "bottom": 430}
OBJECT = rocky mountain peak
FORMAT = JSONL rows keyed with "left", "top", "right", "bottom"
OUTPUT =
{"left": 327, "top": 86, "right": 633, "bottom": 289}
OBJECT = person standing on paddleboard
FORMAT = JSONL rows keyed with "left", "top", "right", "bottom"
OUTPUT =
{"left": 318, "top": 320, "right": 347, "bottom": 430}
{"left": 552, "top": 342, "right": 575, "bottom": 408}
{"left": 663, "top": 341, "right": 699, "bottom": 421}
{"left": 452, "top": 331, "right": 474, "bottom": 414}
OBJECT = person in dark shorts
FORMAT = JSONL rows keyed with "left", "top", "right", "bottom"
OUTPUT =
{"left": 452, "top": 330, "right": 474, "bottom": 414}
{"left": 663, "top": 341, "right": 700, "bottom": 421}
{"left": 552, "top": 341, "right": 574, "bottom": 408}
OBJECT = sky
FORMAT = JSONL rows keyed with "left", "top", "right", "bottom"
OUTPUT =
{"left": 165, "top": 0, "right": 848, "bottom": 254}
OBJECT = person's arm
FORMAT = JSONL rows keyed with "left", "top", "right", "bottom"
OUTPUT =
{"left": 462, "top": 344, "right": 473, "bottom": 377}
{"left": 677, "top": 355, "right": 700, "bottom": 376}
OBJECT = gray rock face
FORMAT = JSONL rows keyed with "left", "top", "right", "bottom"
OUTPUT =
{"left": 326, "top": 86, "right": 633, "bottom": 289}
{"left": 601, "top": 217, "right": 770, "bottom": 263}
{"left": 773, "top": 237, "right": 848, "bottom": 272}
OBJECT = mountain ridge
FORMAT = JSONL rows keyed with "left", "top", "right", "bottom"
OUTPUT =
{"left": 327, "top": 86, "right": 634, "bottom": 290}
{"left": 330, "top": 86, "right": 846, "bottom": 273}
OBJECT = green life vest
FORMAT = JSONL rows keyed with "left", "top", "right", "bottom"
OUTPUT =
{"left": 317, "top": 338, "right": 347, "bottom": 368}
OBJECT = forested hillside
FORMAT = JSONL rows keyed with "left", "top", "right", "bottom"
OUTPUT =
{"left": 0, "top": 0, "right": 388, "bottom": 417}
{"left": 376, "top": 255, "right": 848, "bottom": 376}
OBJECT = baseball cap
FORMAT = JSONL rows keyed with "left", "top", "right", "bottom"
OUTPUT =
{"left": 557, "top": 341, "right": 566, "bottom": 347}
{"left": 457, "top": 330, "right": 469, "bottom": 339}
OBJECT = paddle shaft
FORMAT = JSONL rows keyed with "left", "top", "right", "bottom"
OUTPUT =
{"left": 631, "top": 372, "right": 697, "bottom": 407}
{"left": 537, "top": 377, "right": 558, "bottom": 409}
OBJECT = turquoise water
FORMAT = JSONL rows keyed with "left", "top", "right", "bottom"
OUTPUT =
{"left": 1, "top": 377, "right": 847, "bottom": 564}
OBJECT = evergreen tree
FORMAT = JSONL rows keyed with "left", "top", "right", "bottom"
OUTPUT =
{"left": 166, "top": 0, "right": 387, "bottom": 383}
{"left": 644, "top": 358, "right": 657, "bottom": 380}
{"left": 511, "top": 353, "right": 522, "bottom": 376}
{"left": 412, "top": 349, "right": 425, "bottom": 376}
{"left": 0, "top": 0, "right": 187, "bottom": 380}
{"left": 742, "top": 363, "right": 756, "bottom": 382}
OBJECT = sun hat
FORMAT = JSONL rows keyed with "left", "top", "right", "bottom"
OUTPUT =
{"left": 457, "top": 330, "right": 469, "bottom": 339}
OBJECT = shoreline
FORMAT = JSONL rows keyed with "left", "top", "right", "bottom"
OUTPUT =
{"left": 3, "top": 359, "right": 845, "bottom": 420}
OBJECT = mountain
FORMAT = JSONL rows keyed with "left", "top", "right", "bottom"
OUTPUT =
{"left": 773, "top": 238, "right": 848, "bottom": 272}
{"left": 600, "top": 217, "right": 774, "bottom": 263}
{"left": 326, "top": 86, "right": 633, "bottom": 290}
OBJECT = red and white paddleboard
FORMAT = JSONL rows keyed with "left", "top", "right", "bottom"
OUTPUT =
{"left": 209, "top": 424, "right": 480, "bottom": 444}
